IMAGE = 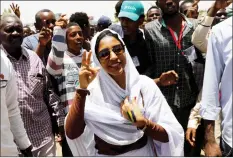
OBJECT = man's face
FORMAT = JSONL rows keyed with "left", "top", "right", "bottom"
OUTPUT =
{"left": 23, "top": 27, "right": 31, "bottom": 38}
{"left": 119, "top": 17, "right": 139, "bottom": 35}
{"left": 215, "top": 9, "right": 227, "bottom": 24}
{"left": 180, "top": 2, "right": 199, "bottom": 19}
{"left": 147, "top": 8, "right": 162, "bottom": 22}
{"left": 0, "top": 16, "right": 23, "bottom": 48}
{"left": 36, "top": 11, "right": 56, "bottom": 31}
{"left": 157, "top": 0, "right": 180, "bottom": 16}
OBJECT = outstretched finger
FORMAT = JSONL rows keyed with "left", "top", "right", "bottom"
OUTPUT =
{"left": 86, "top": 50, "right": 92, "bottom": 66}
{"left": 81, "top": 51, "right": 87, "bottom": 66}
{"left": 10, "top": 4, "right": 13, "bottom": 10}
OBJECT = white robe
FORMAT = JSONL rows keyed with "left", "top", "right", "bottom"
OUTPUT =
{"left": 65, "top": 29, "right": 184, "bottom": 156}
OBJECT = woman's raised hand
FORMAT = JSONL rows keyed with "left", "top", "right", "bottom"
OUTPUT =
{"left": 79, "top": 51, "right": 100, "bottom": 89}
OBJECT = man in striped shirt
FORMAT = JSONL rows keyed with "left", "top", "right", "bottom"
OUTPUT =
{"left": 47, "top": 15, "right": 88, "bottom": 115}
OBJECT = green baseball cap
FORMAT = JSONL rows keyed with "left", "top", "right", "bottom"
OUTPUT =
{"left": 118, "top": 1, "right": 144, "bottom": 21}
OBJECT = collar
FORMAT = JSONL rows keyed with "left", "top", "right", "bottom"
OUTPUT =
{"left": 0, "top": 45, "right": 29, "bottom": 61}
{"left": 160, "top": 13, "right": 193, "bottom": 29}
{"left": 66, "top": 48, "right": 85, "bottom": 57}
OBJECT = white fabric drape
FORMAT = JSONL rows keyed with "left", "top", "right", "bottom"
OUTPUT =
{"left": 65, "top": 29, "right": 184, "bottom": 156}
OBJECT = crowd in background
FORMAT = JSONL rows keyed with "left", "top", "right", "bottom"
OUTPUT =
{"left": 1, "top": 0, "right": 232, "bottom": 157}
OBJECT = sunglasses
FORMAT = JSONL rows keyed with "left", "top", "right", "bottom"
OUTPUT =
{"left": 98, "top": 44, "right": 125, "bottom": 60}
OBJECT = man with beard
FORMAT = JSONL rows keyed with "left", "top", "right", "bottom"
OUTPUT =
{"left": 144, "top": 0, "right": 205, "bottom": 156}
{"left": 0, "top": 14, "right": 61, "bottom": 157}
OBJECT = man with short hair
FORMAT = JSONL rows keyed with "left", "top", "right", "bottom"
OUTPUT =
{"left": 69, "top": 12, "right": 91, "bottom": 51}
{"left": 147, "top": 6, "right": 162, "bottom": 22}
{"left": 109, "top": 1, "right": 151, "bottom": 74}
{"left": 144, "top": 0, "right": 205, "bottom": 156}
{"left": 0, "top": 14, "right": 61, "bottom": 157}
{"left": 22, "top": 9, "right": 56, "bottom": 64}
{"left": 180, "top": 0, "right": 199, "bottom": 19}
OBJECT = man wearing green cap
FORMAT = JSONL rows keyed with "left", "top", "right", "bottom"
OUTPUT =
{"left": 109, "top": 1, "right": 151, "bottom": 74}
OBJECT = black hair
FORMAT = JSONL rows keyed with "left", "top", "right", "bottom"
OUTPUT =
{"left": 35, "top": 9, "right": 53, "bottom": 23}
{"left": 115, "top": 0, "right": 124, "bottom": 18}
{"left": 180, "top": 0, "right": 198, "bottom": 13}
{"left": 69, "top": 12, "right": 90, "bottom": 30}
{"left": 65, "top": 22, "right": 82, "bottom": 41}
{"left": 147, "top": 6, "right": 162, "bottom": 16}
{"left": 95, "top": 30, "right": 124, "bottom": 58}
{"left": 66, "top": 22, "right": 80, "bottom": 29}
{"left": 23, "top": 25, "right": 31, "bottom": 30}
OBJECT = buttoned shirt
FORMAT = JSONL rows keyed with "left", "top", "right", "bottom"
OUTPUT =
{"left": 144, "top": 15, "right": 204, "bottom": 108}
{"left": 1, "top": 51, "right": 31, "bottom": 156}
{"left": 200, "top": 17, "right": 232, "bottom": 148}
{"left": 1, "top": 46, "right": 60, "bottom": 150}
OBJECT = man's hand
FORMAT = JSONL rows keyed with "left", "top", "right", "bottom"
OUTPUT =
{"left": 204, "top": 142, "right": 222, "bottom": 156}
{"left": 155, "top": 70, "right": 179, "bottom": 87}
{"left": 186, "top": 128, "right": 196, "bottom": 147}
{"left": 186, "top": 0, "right": 200, "bottom": 18}
{"left": 39, "top": 27, "right": 52, "bottom": 46}
{"left": 10, "top": 3, "right": 20, "bottom": 18}
{"left": 213, "top": 0, "right": 233, "bottom": 10}
{"left": 55, "top": 14, "right": 68, "bottom": 29}
{"left": 208, "top": 0, "right": 233, "bottom": 16}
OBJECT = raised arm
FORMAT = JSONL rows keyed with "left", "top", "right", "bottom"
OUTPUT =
{"left": 46, "top": 14, "right": 68, "bottom": 76}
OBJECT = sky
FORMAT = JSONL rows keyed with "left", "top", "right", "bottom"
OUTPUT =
{"left": 0, "top": 1, "right": 224, "bottom": 25}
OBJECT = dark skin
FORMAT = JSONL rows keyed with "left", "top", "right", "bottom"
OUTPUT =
{"left": 147, "top": 8, "right": 162, "bottom": 22}
{"left": 119, "top": 16, "right": 144, "bottom": 41}
{"left": 157, "top": 0, "right": 183, "bottom": 34}
{"left": 23, "top": 27, "right": 31, "bottom": 38}
{"left": 180, "top": 2, "right": 199, "bottom": 19}
{"left": 0, "top": 16, "right": 23, "bottom": 60}
{"left": 66, "top": 26, "right": 84, "bottom": 56}
{"left": 35, "top": 11, "right": 56, "bottom": 58}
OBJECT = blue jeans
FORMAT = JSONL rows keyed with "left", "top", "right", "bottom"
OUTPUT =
{"left": 220, "top": 138, "right": 233, "bottom": 157}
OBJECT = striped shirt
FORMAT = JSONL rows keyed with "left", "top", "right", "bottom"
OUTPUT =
{"left": 46, "top": 26, "right": 86, "bottom": 114}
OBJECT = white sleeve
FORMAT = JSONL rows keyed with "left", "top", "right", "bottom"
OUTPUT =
{"left": 7, "top": 64, "right": 31, "bottom": 150}
{"left": 192, "top": 16, "right": 214, "bottom": 53}
{"left": 200, "top": 29, "right": 223, "bottom": 120}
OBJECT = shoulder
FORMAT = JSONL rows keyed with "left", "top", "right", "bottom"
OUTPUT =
{"left": 109, "top": 24, "right": 123, "bottom": 38}
{"left": 23, "top": 47, "right": 44, "bottom": 65}
{"left": 145, "top": 19, "right": 160, "bottom": 31}
{"left": 22, "top": 34, "right": 39, "bottom": 49}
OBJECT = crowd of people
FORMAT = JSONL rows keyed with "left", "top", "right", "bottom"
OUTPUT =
{"left": 0, "top": 0, "right": 232, "bottom": 157}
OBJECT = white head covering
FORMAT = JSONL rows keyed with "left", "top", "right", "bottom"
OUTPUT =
{"left": 66, "top": 29, "right": 184, "bottom": 157}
